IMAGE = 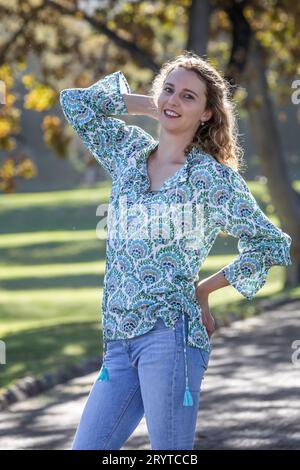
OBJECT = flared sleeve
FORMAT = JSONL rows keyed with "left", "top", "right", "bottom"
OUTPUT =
{"left": 208, "top": 166, "right": 292, "bottom": 300}
{"left": 59, "top": 70, "right": 140, "bottom": 180}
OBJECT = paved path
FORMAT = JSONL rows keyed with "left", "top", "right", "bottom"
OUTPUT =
{"left": 0, "top": 299, "right": 299, "bottom": 450}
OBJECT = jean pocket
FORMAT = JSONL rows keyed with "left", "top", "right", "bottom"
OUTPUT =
{"left": 150, "top": 317, "right": 174, "bottom": 335}
{"left": 106, "top": 339, "right": 121, "bottom": 352}
{"left": 198, "top": 348, "right": 210, "bottom": 370}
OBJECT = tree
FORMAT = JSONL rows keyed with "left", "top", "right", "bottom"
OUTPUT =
{"left": 0, "top": 0, "right": 298, "bottom": 284}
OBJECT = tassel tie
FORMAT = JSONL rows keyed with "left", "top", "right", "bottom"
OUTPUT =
{"left": 97, "top": 335, "right": 110, "bottom": 382}
{"left": 182, "top": 309, "right": 193, "bottom": 407}
{"left": 172, "top": 184, "right": 193, "bottom": 406}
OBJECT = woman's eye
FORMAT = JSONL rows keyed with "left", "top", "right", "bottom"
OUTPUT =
{"left": 164, "top": 87, "right": 193, "bottom": 99}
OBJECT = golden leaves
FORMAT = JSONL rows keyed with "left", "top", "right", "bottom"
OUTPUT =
{"left": 22, "top": 75, "right": 57, "bottom": 111}
{"left": 41, "top": 115, "right": 71, "bottom": 157}
{"left": 0, "top": 155, "right": 37, "bottom": 193}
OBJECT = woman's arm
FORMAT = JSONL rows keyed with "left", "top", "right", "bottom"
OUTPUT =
{"left": 59, "top": 71, "right": 156, "bottom": 181}
{"left": 196, "top": 270, "right": 229, "bottom": 297}
{"left": 195, "top": 271, "right": 229, "bottom": 337}
{"left": 122, "top": 93, "right": 159, "bottom": 120}
{"left": 60, "top": 71, "right": 131, "bottom": 179}
{"left": 203, "top": 166, "right": 292, "bottom": 302}
{"left": 195, "top": 166, "right": 292, "bottom": 336}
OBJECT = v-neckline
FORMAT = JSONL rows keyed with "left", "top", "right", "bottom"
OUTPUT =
{"left": 143, "top": 141, "right": 191, "bottom": 193}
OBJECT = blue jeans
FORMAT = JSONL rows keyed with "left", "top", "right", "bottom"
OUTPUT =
{"left": 71, "top": 312, "right": 210, "bottom": 450}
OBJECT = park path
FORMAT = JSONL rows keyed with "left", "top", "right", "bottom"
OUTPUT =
{"left": 0, "top": 299, "right": 299, "bottom": 450}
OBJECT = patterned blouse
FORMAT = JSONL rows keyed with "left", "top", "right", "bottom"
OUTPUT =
{"left": 59, "top": 70, "right": 292, "bottom": 407}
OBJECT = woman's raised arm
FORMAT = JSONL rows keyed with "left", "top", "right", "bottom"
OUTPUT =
{"left": 122, "top": 93, "right": 159, "bottom": 120}
{"left": 59, "top": 70, "right": 156, "bottom": 181}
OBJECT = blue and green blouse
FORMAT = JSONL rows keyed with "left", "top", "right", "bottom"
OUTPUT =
{"left": 60, "top": 70, "right": 292, "bottom": 407}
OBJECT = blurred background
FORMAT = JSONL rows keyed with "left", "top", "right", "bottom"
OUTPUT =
{"left": 0, "top": 0, "right": 299, "bottom": 402}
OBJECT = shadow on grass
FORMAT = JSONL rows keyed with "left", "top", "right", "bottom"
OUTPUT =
{"left": 1, "top": 273, "right": 105, "bottom": 290}
{"left": 0, "top": 321, "right": 102, "bottom": 391}
{"left": 0, "top": 203, "right": 109, "bottom": 234}
{"left": 0, "top": 239, "right": 107, "bottom": 266}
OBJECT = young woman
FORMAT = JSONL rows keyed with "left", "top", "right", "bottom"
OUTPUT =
{"left": 59, "top": 51, "right": 292, "bottom": 450}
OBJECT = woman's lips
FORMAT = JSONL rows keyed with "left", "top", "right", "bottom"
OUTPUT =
{"left": 163, "top": 110, "right": 181, "bottom": 118}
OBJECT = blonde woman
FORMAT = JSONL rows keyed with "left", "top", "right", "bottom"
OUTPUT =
{"left": 60, "top": 51, "right": 292, "bottom": 450}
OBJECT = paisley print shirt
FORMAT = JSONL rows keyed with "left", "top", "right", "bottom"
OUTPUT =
{"left": 59, "top": 70, "right": 292, "bottom": 358}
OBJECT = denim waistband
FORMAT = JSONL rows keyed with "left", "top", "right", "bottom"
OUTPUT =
{"left": 98, "top": 310, "right": 194, "bottom": 408}
{"left": 153, "top": 313, "right": 188, "bottom": 336}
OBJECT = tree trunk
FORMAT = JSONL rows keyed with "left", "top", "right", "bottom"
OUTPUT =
{"left": 186, "top": 0, "right": 212, "bottom": 56}
{"left": 243, "top": 37, "right": 300, "bottom": 286}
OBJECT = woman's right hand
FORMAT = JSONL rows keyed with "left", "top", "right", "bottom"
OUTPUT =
{"left": 122, "top": 94, "right": 160, "bottom": 120}
{"left": 195, "top": 286, "right": 216, "bottom": 338}
{"left": 147, "top": 96, "right": 160, "bottom": 120}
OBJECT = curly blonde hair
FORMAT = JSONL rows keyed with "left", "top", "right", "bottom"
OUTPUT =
{"left": 149, "top": 51, "right": 245, "bottom": 172}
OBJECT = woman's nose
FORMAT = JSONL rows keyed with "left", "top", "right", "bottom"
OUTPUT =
{"left": 167, "top": 96, "right": 180, "bottom": 106}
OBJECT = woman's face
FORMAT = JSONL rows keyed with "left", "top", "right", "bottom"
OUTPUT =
{"left": 157, "top": 67, "right": 212, "bottom": 136}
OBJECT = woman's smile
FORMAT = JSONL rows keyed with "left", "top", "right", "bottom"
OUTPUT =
{"left": 163, "top": 109, "right": 181, "bottom": 118}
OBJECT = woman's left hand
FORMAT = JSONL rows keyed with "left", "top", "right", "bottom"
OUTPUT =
{"left": 195, "top": 287, "right": 216, "bottom": 338}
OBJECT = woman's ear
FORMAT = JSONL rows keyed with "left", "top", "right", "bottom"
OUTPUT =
{"left": 201, "top": 109, "right": 213, "bottom": 123}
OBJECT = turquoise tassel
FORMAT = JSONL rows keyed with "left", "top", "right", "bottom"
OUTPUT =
{"left": 97, "top": 365, "right": 110, "bottom": 382}
{"left": 183, "top": 385, "right": 193, "bottom": 406}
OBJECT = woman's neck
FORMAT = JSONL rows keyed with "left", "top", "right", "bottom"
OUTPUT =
{"left": 156, "top": 129, "right": 193, "bottom": 164}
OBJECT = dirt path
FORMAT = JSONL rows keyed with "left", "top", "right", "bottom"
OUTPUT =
{"left": 0, "top": 299, "right": 299, "bottom": 450}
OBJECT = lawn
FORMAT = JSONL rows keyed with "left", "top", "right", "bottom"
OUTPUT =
{"left": 0, "top": 179, "right": 298, "bottom": 392}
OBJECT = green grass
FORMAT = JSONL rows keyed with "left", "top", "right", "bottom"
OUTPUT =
{"left": 0, "top": 180, "right": 297, "bottom": 392}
